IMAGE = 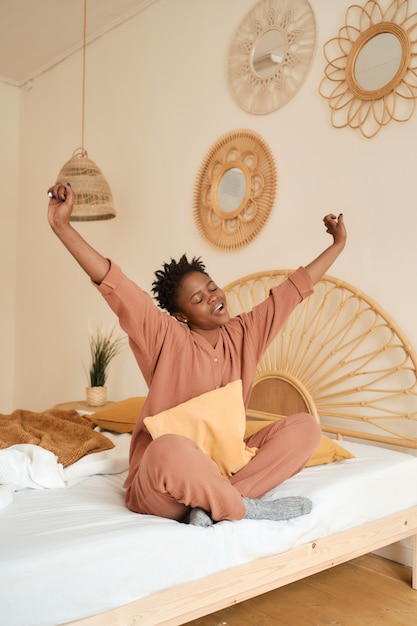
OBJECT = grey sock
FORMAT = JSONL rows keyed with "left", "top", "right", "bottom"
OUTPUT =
{"left": 243, "top": 496, "right": 312, "bottom": 521}
{"left": 188, "top": 507, "right": 214, "bottom": 527}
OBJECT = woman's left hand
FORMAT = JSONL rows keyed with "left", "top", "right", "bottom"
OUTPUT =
{"left": 323, "top": 213, "right": 346, "bottom": 248}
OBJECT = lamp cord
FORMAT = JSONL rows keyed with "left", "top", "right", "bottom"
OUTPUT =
{"left": 81, "top": 0, "right": 87, "bottom": 154}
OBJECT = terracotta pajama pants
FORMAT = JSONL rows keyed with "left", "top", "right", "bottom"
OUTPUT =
{"left": 126, "top": 413, "right": 321, "bottom": 522}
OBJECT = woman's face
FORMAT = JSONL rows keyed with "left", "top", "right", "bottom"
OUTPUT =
{"left": 174, "top": 271, "right": 230, "bottom": 331}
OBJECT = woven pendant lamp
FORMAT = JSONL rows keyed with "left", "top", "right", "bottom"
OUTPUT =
{"left": 55, "top": 0, "right": 116, "bottom": 221}
{"left": 56, "top": 148, "right": 115, "bottom": 221}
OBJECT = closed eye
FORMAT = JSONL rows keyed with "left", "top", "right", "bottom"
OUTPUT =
{"left": 190, "top": 280, "right": 218, "bottom": 304}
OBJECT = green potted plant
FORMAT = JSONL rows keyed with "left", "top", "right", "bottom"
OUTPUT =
{"left": 86, "top": 325, "right": 126, "bottom": 406}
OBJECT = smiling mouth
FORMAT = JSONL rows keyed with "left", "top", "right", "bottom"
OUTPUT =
{"left": 212, "top": 303, "right": 224, "bottom": 314}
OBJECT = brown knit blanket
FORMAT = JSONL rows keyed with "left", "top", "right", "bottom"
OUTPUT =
{"left": 0, "top": 409, "right": 114, "bottom": 467}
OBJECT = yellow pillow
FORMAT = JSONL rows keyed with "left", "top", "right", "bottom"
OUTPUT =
{"left": 305, "top": 433, "right": 354, "bottom": 467}
{"left": 89, "top": 396, "right": 147, "bottom": 433}
{"left": 244, "top": 419, "right": 354, "bottom": 467}
{"left": 144, "top": 380, "right": 257, "bottom": 477}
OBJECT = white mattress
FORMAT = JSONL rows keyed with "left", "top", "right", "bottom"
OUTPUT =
{"left": 1, "top": 439, "right": 417, "bottom": 626}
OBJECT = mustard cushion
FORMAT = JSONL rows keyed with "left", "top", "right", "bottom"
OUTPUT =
{"left": 89, "top": 396, "right": 147, "bottom": 433}
{"left": 244, "top": 419, "right": 354, "bottom": 466}
{"left": 305, "top": 433, "right": 354, "bottom": 467}
{"left": 144, "top": 380, "right": 257, "bottom": 477}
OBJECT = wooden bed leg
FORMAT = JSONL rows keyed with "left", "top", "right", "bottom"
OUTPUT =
{"left": 413, "top": 534, "right": 417, "bottom": 590}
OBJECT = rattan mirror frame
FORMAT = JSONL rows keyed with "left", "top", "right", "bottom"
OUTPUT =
{"left": 193, "top": 129, "right": 277, "bottom": 251}
{"left": 228, "top": 0, "right": 317, "bottom": 115}
{"left": 319, "top": 0, "right": 417, "bottom": 139}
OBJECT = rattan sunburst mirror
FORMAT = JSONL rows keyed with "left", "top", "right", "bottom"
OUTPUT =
{"left": 193, "top": 129, "right": 277, "bottom": 251}
{"left": 228, "top": 0, "right": 317, "bottom": 115}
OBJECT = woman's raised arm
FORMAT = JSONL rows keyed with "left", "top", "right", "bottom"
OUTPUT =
{"left": 304, "top": 213, "right": 346, "bottom": 286}
{"left": 47, "top": 183, "right": 110, "bottom": 284}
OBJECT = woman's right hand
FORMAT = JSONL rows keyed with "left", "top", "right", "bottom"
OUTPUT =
{"left": 46, "top": 181, "right": 110, "bottom": 283}
{"left": 47, "top": 182, "right": 74, "bottom": 230}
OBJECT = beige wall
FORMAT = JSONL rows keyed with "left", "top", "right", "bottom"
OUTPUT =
{"left": 0, "top": 82, "right": 19, "bottom": 411}
{"left": 4, "top": 0, "right": 417, "bottom": 411}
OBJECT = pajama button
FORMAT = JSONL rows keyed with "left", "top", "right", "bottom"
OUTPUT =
{"left": 213, "top": 357, "right": 218, "bottom": 363}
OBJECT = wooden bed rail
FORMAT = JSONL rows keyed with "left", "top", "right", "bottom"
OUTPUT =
{"left": 67, "top": 508, "right": 417, "bottom": 625}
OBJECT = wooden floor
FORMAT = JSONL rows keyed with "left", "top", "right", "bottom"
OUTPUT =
{"left": 184, "top": 554, "right": 417, "bottom": 626}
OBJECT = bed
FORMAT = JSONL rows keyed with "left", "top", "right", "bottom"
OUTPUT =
{"left": 1, "top": 270, "right": 417, "bottom": 626}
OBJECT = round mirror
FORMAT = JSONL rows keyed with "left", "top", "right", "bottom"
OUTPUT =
{"left": 194, "top": 130, "right": 277, "bottom": 250}
{"left": 319, "top": 1, "right": 417, "bottom": 139}
{"left": 344, "top": 21, "right": 412, "bottom": 102}
{"left": 228, "top": 0, "right": 316, "bottom": 115}
{"left": 216, "top": 167, "right": 248, "bottom": 216}
{"left": 252, "top": 28, "right": 287, "bottom": 77}
{"left": 354, "top": 32, "right": 403, "bottom": 92}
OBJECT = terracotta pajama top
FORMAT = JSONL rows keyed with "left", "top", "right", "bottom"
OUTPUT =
{"left": 96, "top": 262, "right": 313, "bottom": 490}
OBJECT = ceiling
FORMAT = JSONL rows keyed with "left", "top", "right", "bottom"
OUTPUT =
{"left": 0, "top": 0, "right": 158, "bottom": 86}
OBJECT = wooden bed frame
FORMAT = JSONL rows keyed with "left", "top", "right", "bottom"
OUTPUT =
{"left": 68, "top": 270, "right": 417, "bottom": 626}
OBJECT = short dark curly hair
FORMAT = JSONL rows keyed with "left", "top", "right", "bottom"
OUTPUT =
{"left": 151, "top": 254, "right": 208, "bottom": 315}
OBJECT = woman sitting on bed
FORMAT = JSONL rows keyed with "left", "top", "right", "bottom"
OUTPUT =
{"left": 47, "top": 182, "right": 346, "bottom": 527}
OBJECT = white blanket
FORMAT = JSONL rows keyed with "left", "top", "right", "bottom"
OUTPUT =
{"left": 0, "top": 431, "right": 130, "bottom": 509}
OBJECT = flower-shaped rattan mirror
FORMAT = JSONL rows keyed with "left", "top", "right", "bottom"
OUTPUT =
{"left": 228, "top": 0, "right": 317, "bottom": 115}
{"left": 319, "top": 0, "right": 417, "bottom": 138}
{"left": 193, "top": 129, "right": 277, "bottom": 250}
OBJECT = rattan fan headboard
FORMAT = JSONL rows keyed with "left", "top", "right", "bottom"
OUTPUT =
{"left": 223, "top": 270, "right": 417, "bottom": 451}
